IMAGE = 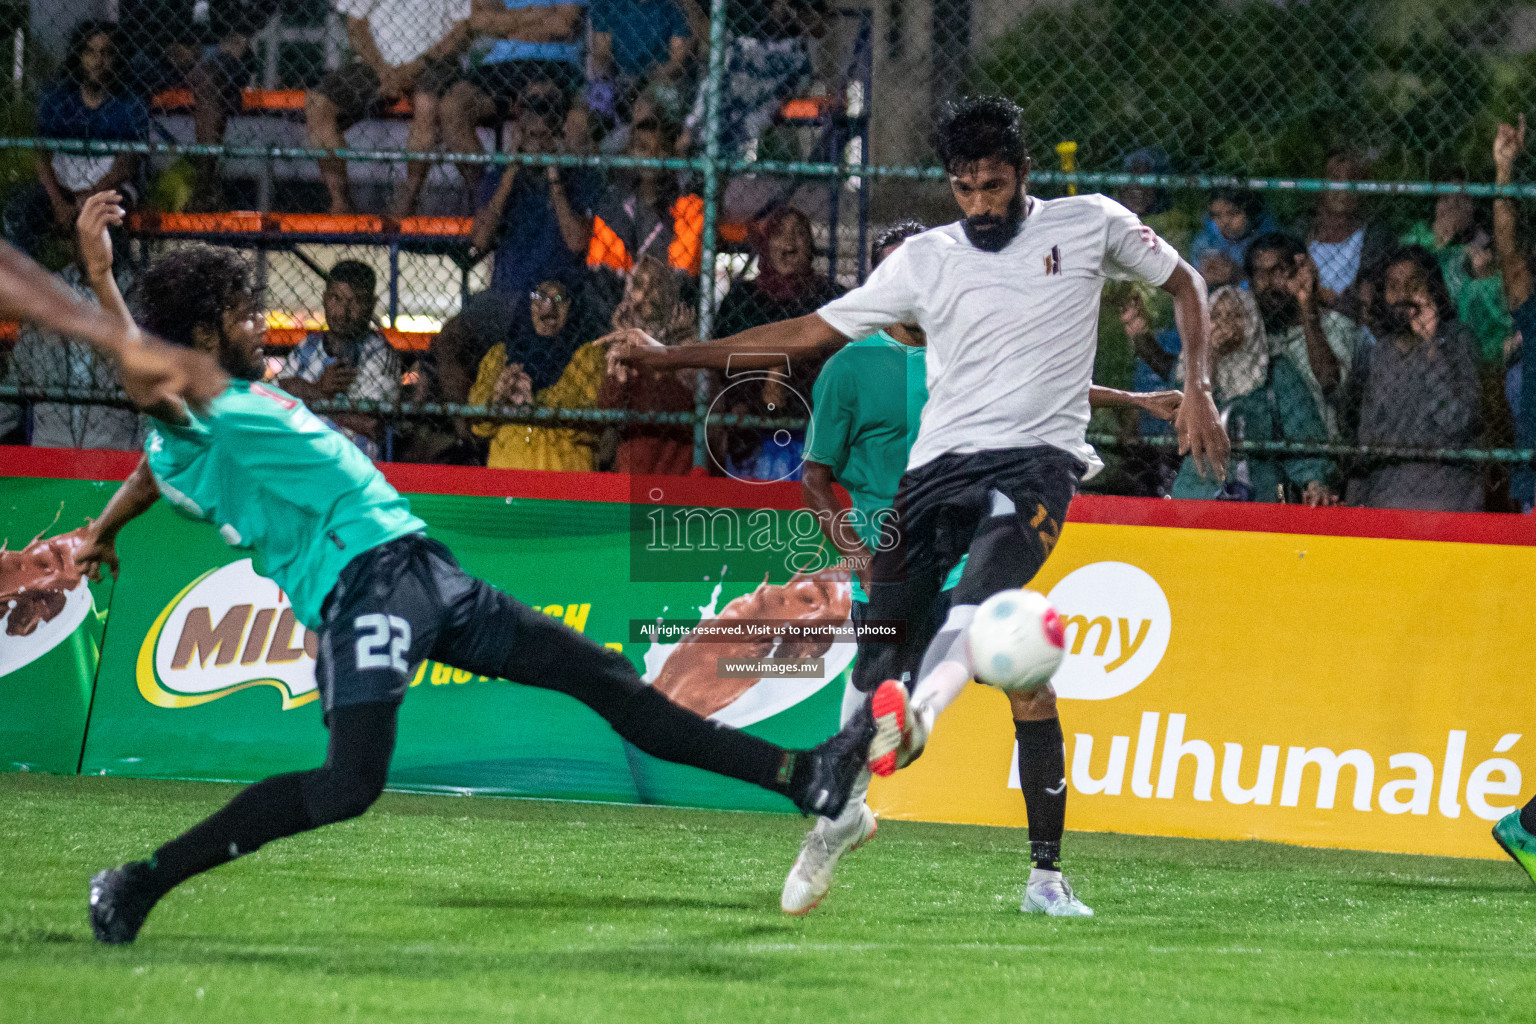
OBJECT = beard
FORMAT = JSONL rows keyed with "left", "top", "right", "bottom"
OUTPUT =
{"left": 1378, "top": 302, "right": 1416, "bottom": 337}
{"left": 961, "top": 191, "right": 1025, "bottom": 252}
{"left": 1254, "top": 289, "right": 1299, "bottom": 332}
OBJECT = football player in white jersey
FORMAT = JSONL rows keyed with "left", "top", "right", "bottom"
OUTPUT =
{"left": 616, "top": 95, "right": 1228, "bottom": 916}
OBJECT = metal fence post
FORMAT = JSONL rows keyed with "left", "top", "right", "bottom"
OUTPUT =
{"left": 693, "top": 0, "right": 729, "bottom": 470}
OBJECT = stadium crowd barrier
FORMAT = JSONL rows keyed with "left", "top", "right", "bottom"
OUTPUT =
{"left": 2, "top": 447, "right": 1532, "bottom": 861}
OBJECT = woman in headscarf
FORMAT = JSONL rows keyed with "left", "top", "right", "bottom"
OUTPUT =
{"left": 712, "top": 206, "right": 842, "bottom": 479}
{"left": 598, "top": 254, "right": 701, "bottom": 474}
{"left": 1170, "top": 285, "right": 1337, "bottom": 504}
{"left": 469, "top": 273, "right": 609, "bottom": 471}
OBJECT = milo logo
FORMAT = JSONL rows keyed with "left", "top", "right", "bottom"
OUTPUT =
{"left": 137, "top": 559, "right": 318, "bottom": 709}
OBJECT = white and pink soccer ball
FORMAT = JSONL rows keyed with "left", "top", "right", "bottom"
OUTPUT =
{"left": 966, "top": 588, "right": 1065, "bottom": 692}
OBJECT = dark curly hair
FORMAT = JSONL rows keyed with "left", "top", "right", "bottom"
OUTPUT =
{"left": 934, "top": 95, "right": 1028, "bottom": 175}
{"left": 63, "top": 20, "right": 118, "bottom": 90}
{"left": 872, "top": 220, "right": 927, "bottom": 267}
{"left": 138, "top": 245, "right": 253, "bottom": 348}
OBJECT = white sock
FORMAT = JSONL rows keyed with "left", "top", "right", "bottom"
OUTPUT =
{"left": 1028, "top": 866, "right": 1062, "bottom": 884}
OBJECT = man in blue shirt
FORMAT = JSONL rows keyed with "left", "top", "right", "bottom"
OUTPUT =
{"left": 4, "top": 22, "right": 146, "bottom": 258}
{"left": 468, "top": 84, "right": 599, "bottom": 299}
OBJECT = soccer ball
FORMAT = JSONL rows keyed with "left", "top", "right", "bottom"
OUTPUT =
{"left": 966, "top": 589, "right": 1066, "bottom": 692}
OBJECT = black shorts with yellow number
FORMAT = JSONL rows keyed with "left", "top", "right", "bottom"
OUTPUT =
{"left": 852, "top": 446, "right": 1084, "bottom": 691}
{"left": 314, "top": 532, "right": 572, "bottom": 714}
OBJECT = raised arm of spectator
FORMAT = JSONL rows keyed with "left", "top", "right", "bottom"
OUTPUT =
{"left": 1290, "top": 252, "right": 1339, "bottom": 393}
{"left": 546, "top": 168, "right": 593, "bottom": 255}
{"left": 1494, "top": 115, "right": 1532, "bottom": 311}
{"left": 471, "top": 162, "right": 520, "bottom": 251}
{"left": 470, "top": 0, "right": 582, "bottom": 42}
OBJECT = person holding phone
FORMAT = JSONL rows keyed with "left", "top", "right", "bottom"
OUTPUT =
{"left": 278, "top": 260, "right": 401, "bottom": 458}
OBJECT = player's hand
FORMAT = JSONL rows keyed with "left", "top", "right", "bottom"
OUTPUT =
{"left": 1176, "top": 385, "right": 1229, "bottom": 481}
{"left": 316, "top": 361, "right": 358, "bottom": 397}
{"left": 600, "top": 327, "right": 664, "bottom": 383}
{"left": 76, "top": 191, "right": 125, "bottom": 281}
{"left": 1136, "top": 389, "right": 1183, "bottom": 422}
{"left": 75, "top": 520, "right": 120, "bottom": 582}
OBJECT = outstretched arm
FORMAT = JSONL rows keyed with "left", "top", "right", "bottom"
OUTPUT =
{"left": 1160, "top": 259, "right": 1228, "bottom": 479}
{"left": 613, "top": 313, "right": 850, "bottom": 372}
{"left": 74, "top": 193, "right": 225, "bottom": 421}
{"left": 1090, "top": 384, "right": 1182, "bottom": 421}
{"left": 77, "top": 456, "right": 160, "bottom": 581}
{"left": 1494, "top": 116, "right": 1532, "bottom": 311}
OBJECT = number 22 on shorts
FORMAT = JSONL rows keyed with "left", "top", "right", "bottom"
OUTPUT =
{"left": 355, "top": 614, "right": 411, "bottom": 672}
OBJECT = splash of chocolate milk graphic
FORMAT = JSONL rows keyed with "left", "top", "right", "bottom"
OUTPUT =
{"left": 0, "top": 527, "right": 91, "bottom": 637}
{"left": 652, "top": 567, "right": 851, "bottom": 717}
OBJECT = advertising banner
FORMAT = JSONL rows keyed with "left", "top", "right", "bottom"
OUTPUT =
{"left": 4, "top": 453, "right": 1534, "bottom": 860}
{"left": 0, "top": 477, "right": 115, "bottom": 773}
{"left": 870, "top": 520, "right": 1536, "bottom": 860}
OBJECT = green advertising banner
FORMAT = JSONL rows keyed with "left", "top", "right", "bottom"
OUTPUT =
{"left": 0, "top": 477, "right": 116, "bottom": 773}
{"left": 2, "top": 473, "right": 851, "bottom": 815}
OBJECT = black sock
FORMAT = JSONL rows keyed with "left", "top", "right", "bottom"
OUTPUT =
{"left": 1521, "top": 794, "right": 1536, "bottom": 834}
{"left": 616, "top": 685, "right": 789, "bottom": 794}
{"left": 144, "top": 771, "right": 314, "bottom": 898}
{"left": 1015, "top": 718, "right": 1066, "bottom": 871}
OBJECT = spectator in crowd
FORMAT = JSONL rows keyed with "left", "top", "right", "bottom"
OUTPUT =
{"left": 1169, "top": 286, "right": 1335, "bottom": 505}
{"left": 1493, "top": 115, "right": 1536, "bottom": 509}
{"left": 469, "top": 84, "right": 599, "bottom": 301}
{"left": 470, "top": 274, "right": 608, "bottom": 469}
{"left": 1346, "top": 246, "right": 1483, "bottom": 511}
{"left": 1114, "top": 147, "right": 1192, "bottom": 257}
{"left": 0, "top": 199, "right": 142, "bottom": 450}
{"left": 277, "top": 260, "right": 401, "bottom": 459}
{"left": 1305, "top": 150, "right": 1395, "bottom": 320}
{"left": 4, "top": 23, "right": 146, "bottom": 259}
{"left": 1400, "top": 187, "right": 1512, "bottom": 368}
{"left": 305, "top": 0, "right": 473, "bottom": 216}
{"left": 118, "top": 0, "right": 278, "bottom": 209}
{"left": 590, "top": 94, "right": 703, "bottom": 277}
{"left": 600, "top": 254, "right": 700, "bottom": 473}
{"left": 441, "top": 0, "right": 588, "bottom": 195}
{"left": 1246, "top": 231, "right": 1367, "bottom": 438}
{"left": 683, "top": 0, "right": 825, "bottom": 159}
{"left": 1189, "top": 188, "right": 1277, "bottom": 288}
{"left": 587, "top": 0, "right": 701, "bottom": 133}
{"left": 713, "top": 206, "right": 841, "bottom": 479}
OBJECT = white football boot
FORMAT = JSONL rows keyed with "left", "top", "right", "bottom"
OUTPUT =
{"left": 781, "top": 803, "right": 878, "bottom": 915}
{"left": 1020, "top": 868, "right": 1095, "bottom": 917}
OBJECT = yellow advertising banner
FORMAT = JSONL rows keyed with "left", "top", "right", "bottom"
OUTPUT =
{"left": 870, "top": 521, "right": 1535, "bottom": 860}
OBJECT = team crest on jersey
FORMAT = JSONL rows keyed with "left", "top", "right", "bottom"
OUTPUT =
{"left": 1043, "top": 245, "right": 1062, "bottom": 275}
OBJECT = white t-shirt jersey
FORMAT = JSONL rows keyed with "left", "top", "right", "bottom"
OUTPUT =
{"left": 335, "top": 0, "right": 470, "bottom": 67}
{"left": 817, "top": 193, "right": 1180, "bottom": 476}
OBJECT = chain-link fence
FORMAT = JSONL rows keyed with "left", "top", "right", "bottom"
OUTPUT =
{"left": 2, "top": 0, "right": 1536, "bottom": 512}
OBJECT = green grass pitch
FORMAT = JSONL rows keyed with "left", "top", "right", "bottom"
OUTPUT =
{"left": 1, "top": 773, "right": 1530, "bottom": 1023}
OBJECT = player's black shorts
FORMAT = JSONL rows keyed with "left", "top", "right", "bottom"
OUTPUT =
{"left": 852, "top": 446, "right": 1083, "bottom": 690}
{"left": 314, "top": 532, "right": 632, "bottom": 714}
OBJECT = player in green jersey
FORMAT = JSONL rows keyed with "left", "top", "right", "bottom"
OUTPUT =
{"left": 68, "top": 194, "right": 871, "bottom": 944}
{"left": 778, "top": 222, "right": 1184, "bottom": 914}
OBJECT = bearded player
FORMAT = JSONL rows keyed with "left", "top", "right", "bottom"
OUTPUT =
{"left": 618, "top": 95, "right": 1227, "bottom": 916}
{"left": 66, "top": 193, "right": 870, "bottom": 944}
